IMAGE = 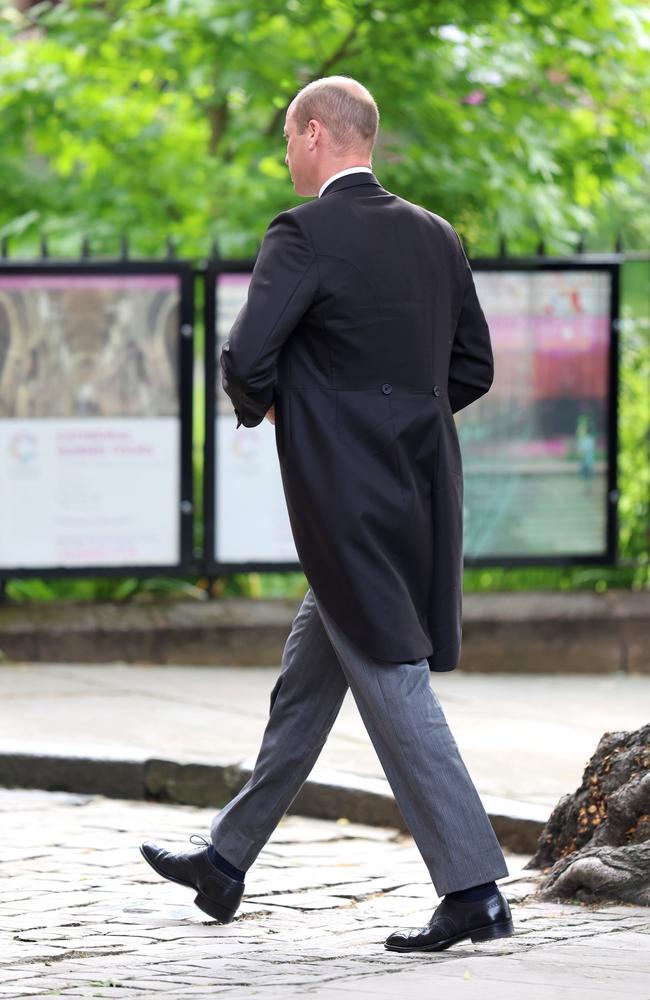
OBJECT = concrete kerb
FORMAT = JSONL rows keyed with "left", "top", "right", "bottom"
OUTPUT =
{"left": 0, "top": 742, "right": 550, "bottom": 854}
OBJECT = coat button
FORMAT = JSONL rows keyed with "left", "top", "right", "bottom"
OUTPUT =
{"left": 381, "top": 383, "right": 392, "bottom": 394}
{"left": 432, "top": 385, "right": 440, "bottom": 396}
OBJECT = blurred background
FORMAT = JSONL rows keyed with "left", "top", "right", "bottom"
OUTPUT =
{"left": 0, "top": 0, "right": 648, "bottom": 942}
{"left": 1, "top": 0, "right": 648, "bottom": 606}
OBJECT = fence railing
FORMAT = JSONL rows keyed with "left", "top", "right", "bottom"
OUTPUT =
{"left": 0, "top": 239, "right": 646, "bottom": 588}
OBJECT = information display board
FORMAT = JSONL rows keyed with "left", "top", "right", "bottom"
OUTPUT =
{"left": 204, "top": 263, "right": 299, "bottom": 570}
{"left": 0, "top": 264, "right": 194, "bottom": 573}
{"left": 458, "top": 262, "right": 618, "bottom": 562}
{"left": 205, "top": 258, "right": 619, "bottom": 571}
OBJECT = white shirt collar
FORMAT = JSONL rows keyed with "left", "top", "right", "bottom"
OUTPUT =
{"left": 318, "top": 166, "right": 373, "bottom": 198}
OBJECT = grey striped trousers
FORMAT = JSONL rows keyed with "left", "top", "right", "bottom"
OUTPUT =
{"left": 210, "top": 586, "right": 509, "bottom": 895}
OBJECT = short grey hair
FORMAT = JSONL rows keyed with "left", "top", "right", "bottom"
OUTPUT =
{"left": 289, "top": 75, "right": 379, "bottom": 155}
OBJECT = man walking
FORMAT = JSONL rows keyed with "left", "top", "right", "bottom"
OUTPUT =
{"left": 141, "top": 75, "right": 514, "bottom": 953}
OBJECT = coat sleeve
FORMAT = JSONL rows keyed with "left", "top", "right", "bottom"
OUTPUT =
{"left": 220, "top": 210, "right": 318, "bottom": 428}
{"left": 447, "top": 234, "right": 494, "bottom": 415}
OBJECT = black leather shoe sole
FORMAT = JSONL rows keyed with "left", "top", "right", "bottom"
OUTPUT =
{"left": 139, "top": 844, "right": 239, "bottom": 924}
{"left": 384, "top": 916, "right": 514, "bottom": 952}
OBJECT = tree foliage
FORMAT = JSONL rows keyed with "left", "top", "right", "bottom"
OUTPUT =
{"left": 1, "top": 0, "right": 649, "bottom": 256}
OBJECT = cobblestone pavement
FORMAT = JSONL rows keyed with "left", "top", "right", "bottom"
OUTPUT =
{"left": 1, "top": 789, "right": 648, "bottom": 999}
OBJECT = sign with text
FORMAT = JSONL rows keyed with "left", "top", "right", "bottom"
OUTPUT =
{"left": 207, "top": 259, "right": 618, "bottom": 570}
{"left": 0, "top": 267, "right": 192, "bottom": 571}
{"left": 211, "top": 272, "right": 298, "bottom": 565}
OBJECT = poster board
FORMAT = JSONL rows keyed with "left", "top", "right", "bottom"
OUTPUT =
{"left": 205, "top": 257, "right": 619, "bottom": 571}
{"left": 0, "top": 264, "right": 194, "bottom": 573}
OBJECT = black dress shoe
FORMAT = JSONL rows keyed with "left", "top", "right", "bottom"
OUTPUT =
{"left": 139, "top": 834, "right": 245, "bottom": 923}
{"left": 385, "top": 887, "right": 514, "bottom": 952}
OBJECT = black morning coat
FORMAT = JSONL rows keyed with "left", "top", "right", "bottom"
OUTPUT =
{"left": 220, "top": 170, "right": 494, "bottom": 672}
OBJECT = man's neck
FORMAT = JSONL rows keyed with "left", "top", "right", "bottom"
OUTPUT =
{"left": 318, "top": 165, "right": 373, "bottom": 198}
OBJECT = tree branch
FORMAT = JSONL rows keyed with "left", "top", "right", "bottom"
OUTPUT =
{"left": 207, "top": 98, "right": 230, "bottom": 157}
{"left": 263, "top": 20, "right": 365, "bottom": 140}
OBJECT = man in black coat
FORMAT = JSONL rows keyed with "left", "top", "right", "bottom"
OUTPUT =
{"left": 141, "top": 75, "right": 514, "bottom": 953}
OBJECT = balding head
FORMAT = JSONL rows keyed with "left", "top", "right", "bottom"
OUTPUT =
{"left": 283, "top": 75, "right": 380, "bottom": 198}
{"left": 288, "top": 75, "right": 379, "bottom": 157}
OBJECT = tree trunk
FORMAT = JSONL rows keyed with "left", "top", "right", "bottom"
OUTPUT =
{"left": 535, "top": 842, "right": 650, "bottom": 904}
{"left": 523, "top": 723, "right": 650, "bottom": 905}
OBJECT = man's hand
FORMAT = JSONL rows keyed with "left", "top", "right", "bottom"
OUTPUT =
{"left": 265, "top": 403, "right": 275, "bottom": 425}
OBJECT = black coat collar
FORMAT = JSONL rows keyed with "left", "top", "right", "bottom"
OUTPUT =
{"left": 319, "top": 171, "right": 382, "bottom": 198}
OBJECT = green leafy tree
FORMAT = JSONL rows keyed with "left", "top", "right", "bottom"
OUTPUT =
{"left": 1, "top": 0, "right": 649, "bottom": 256}
{"left": 0, "top": 0, "right": 648, "bottom": 602}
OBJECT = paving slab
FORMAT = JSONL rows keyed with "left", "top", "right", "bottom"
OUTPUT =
{"left": 1, "top": 663, "right": 648, "bottom": 802}
{"left": 1, "top": 664, "right": 648, "bottom": 855}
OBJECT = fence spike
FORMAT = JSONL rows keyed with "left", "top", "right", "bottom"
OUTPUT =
{"left": 40, "top": 235, "right": 49, "bottom": 258}
{"left": 120, "top": 233, "right": 129, "bottom": 260}
{"left": 166, "top": 236, "right": 177, "bottom": 259}
{"left": 1, "top": 236, "right": 8, "bottom": 258}
{"left": 576, "top": 233, "right": 586, "bottom": 254}
{"left": 536, "top": 238, "right": 545, "bottom": 256}
{"left": 498, "top": 235, "right": 507, "bottom": 258}
{"left": 80, "top": 236, "right": 91, "bottom": 259}
{"left": 615, "top": 233, "right": 624, "bottom": 253}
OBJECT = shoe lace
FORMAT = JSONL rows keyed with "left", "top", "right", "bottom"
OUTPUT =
{"left": 189, "top": 834, "right": 211, "bottom": 849}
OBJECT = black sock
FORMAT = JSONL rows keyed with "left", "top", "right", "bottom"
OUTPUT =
{"left": 207, "top": 844, "right": 246, "bottom": 883}
{"left": 445, "top": 880, "right": 498, "bottom": 902}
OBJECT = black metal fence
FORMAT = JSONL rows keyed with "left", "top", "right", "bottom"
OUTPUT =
{"left": 0, "top": 235, "right": 646, "bottom": 585}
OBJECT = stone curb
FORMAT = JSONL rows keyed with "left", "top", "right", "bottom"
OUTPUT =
{"left": 0, "top": 589, "right": 648, "bottom": 672}
{"left": 0, "top": 743, "right": 549, "bottom": 855}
